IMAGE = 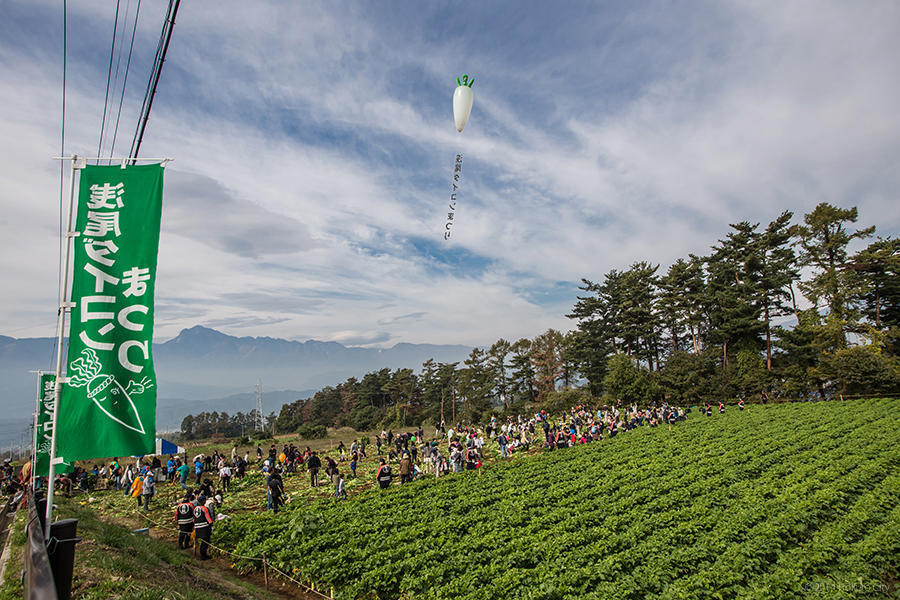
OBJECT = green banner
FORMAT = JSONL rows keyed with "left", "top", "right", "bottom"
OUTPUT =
{"left": 34, "top": 374, "right": 71, "bottom": 477}
{"left": 58, "top": 164, "right": 164, "bottom": 461}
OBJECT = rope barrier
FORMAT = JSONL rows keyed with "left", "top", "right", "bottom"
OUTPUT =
{"left": 131, "top": 509, "right": 332, "bottom": 598}
{"left": 267, "top": 562, "right": 334, "bottom": 599}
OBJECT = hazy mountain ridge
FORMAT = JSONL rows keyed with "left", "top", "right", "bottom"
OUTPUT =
{"left": 0, "top": 326, "right": 473, "bottom": 445}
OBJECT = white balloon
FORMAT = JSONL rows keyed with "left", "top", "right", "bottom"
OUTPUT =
{"left": 453, "top": 84, "right": 474, "bottom": 132}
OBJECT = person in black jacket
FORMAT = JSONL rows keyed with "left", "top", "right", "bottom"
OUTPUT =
{"left": 306, "top": 452, "right": 322, "bottom": 487}
{"left": 376, "top": 459, "right": 393, "bottom": 489}
{"left": 193, "top": 500, "right": 214, "bottom": 560}
{"left": 268, "top": 470, "right": 285, "bottom": 514}
{"left": 175, "top": 493, "right": 195, "bottom": 549}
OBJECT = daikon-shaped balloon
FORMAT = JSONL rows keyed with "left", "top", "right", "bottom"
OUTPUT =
{"left": 453, "top": 74, "right": 475, "bottom": 132}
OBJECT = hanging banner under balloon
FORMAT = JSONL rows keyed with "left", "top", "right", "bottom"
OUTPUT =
{"left": 35, "top": 373, "right": 70, "bottom": 477}
{"left": 58, "top": 163, "right": 164, "bottom": 462}
{"left": 444, "top": 153, "right": 463, "bottom": 240}
{"left": 444, "top": 74, "right": 474, "bottom": 240}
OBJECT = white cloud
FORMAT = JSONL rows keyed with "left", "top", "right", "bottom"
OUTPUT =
{"left": 1, "top": 1, "right": 897, "bottom": 348}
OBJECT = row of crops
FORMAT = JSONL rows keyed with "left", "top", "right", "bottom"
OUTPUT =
{"left": 216, "top": 399, "right": 900, "bottom": 599}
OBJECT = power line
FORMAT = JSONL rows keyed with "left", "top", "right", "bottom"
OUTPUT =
{"left": 109, "top": 0, "right": 142, "bottom": 162}
{"left": 104, "top": 0, "right": 132, "bottom": 163}
{"left": 130, "top": 1, "right": 170, "bottom": 157}
{"left": 130, "top": 0, "right": 181, "bottom": 163}
{"left": 96, "top": 0, "right": 121, "bottom": 161}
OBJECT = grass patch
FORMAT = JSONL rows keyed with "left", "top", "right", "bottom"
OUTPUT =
{"left": 53, "top": 498, "right": 283, "bottom": 600}
{"left": 0, "top": 509, "right": 26, "bottom": 600}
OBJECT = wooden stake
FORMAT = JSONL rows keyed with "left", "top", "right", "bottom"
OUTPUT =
{"left": 263, "top": 551, "right": 268, "bottom": 590}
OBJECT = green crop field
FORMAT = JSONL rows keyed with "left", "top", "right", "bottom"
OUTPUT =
{"left": 216, "top": 399, "right": 900, "bottom": 600}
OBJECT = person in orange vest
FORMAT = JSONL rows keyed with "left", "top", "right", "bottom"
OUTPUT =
{"left": 175, "top": 492, "right": 195, "bottom": 549}
{"left": 130, "top": 473, "right": 144, "bottom": 509}
{"left": 193, "top": 496, "right": 214, "bottom": 560}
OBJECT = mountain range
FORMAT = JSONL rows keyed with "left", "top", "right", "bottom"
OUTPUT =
{"left": 0, "top": 326, "right": 473, "bottom": 448}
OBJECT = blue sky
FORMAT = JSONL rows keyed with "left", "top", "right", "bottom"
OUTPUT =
{"left": 1, "top": 0, "right": 898, "bottom": 347}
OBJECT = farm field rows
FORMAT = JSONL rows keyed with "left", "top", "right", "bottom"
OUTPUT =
{"left": 217, "top": 400, "right": 900, "bottom": 599}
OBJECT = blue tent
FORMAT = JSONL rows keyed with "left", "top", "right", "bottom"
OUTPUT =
{"left": 155, "top": 437, "right": 185, "bottom": 455}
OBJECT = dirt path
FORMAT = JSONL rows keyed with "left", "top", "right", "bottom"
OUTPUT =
{"left": 125, "top": 511, "right": 328, "bottom": 600}
{"left": 0, "top": 501, "right": 18, "bottom": 584}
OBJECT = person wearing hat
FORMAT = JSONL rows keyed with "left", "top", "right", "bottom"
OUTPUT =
{"left": 399, "top": 453, "right": 412, "bottom": 484}
{"left": 175, "top": 492, "right": 195, "bottom": 549}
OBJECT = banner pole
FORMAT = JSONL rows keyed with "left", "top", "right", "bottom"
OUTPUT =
{"left": 29, "top": 370, "right": 43, "bottom": 493}
{"left": 45, "top": 155, "right": 81, "bottom": 538}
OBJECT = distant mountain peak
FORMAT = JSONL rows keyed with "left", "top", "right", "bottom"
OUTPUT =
{"left": 175, "top": 325, "right": 230, "bottom": 339}
{"left": 0, "top": 325, "right": 474, "bottom": 443}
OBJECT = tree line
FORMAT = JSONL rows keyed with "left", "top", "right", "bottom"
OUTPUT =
{"left": 570, "top": 203, "right": 898, "bottom": 404}
{"left": 181, "top": 202, "right": 897, "bottom": 439}
{"left": 180, "top": 410, "right": 275, "bottom": 441}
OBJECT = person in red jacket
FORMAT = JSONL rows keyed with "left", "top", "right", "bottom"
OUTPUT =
{"left": 193, "top": 498, "right": 214, "bottom": 560}
{"left": 175, "top": 492, "right": 195, "bottom": 549}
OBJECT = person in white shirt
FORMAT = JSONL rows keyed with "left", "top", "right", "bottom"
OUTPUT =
{"left": 218, "top": 464, "right": 232, "bottom": 492}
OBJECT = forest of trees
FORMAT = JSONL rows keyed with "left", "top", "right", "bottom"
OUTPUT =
{"left": 180, "top": 410, "right": 275, "bottom": 441}
{"left": 183, "top": 202, "right": 898, "bottom": 439}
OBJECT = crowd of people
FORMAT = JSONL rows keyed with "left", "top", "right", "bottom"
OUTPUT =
{"left": 3, "top": 399, "right": 708, "bottom": 558}
{"left": 249, "top": 400, "right": 691, "bottom": 501}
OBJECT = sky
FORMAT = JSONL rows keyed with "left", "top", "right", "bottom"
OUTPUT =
{"left": 1, "top": 0, "right": 898, "bottom": 349}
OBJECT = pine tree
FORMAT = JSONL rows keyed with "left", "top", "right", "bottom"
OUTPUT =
{"left": 531, "top": 329, "right": 564, "bottom": 403}
{"left": 617, "top": 262, "right": 661, "bottom": 370}
{"left": 487, "top": 339, "right": 512, "bottom": 409}
{"left": 567, "top": 274, "right": 625, "bottom": 393}
{"left": 795, "top": 203, "right": 874, "bottom": 347}
{"left": 459, "top": 348, "right": 493, "bottom": 422}
{"left": 559, "top": 331, "right": 579, "bottom": 388}
{"left": 757, "top": 211, "right": 798, "bottom": 370}
{"left": 509, "top": 338, "right": 536, "bottom": 407}
{"left": 848, "top": 237, "right": 899, "bottom": 330}
{"left": 705, "top": 222, "right": 764, "bottom": 366}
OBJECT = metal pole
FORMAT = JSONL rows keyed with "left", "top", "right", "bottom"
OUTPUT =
{"left": 52, "top": 156, "right": 173, "bottom": 163}
{"left": 45, "top": 155, "right": 80, "bottom": 538}
{"left": 29, "top": 370, "right": 43, "bottom": 493}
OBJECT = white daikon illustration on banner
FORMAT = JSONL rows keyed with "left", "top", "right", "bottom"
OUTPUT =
{"left": 66, "top": 348, "right": 153, "bottom": 434}
{"left": 38, "top": 439, "right": 52, "bottom": 455}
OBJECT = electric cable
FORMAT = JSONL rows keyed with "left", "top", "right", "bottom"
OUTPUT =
{"left": 130, "top": 0, "right": 180, "bottom": 163}
{"left": 109, "top": 0, "right": 142, "bottom": 163}
{"left": 104, "top": 0, "right": 132, "bottom": 163}
{"left": 129, "top": 1, "right": 170, "bottom": 160}
{"left": 96, "top": 0, "right": 121, "bottom": 161}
